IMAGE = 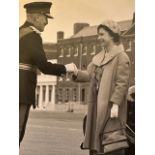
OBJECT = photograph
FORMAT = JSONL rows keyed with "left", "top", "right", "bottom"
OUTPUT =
{"left": 19, "top": 0, "right": 135, "bottom": 155}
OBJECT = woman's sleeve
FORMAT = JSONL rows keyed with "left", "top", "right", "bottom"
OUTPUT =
{"left": 72, "top": 62, "right": 93, "bottom": 82}
{"left": 110, "top": 53, "right": 130, "bottom": 106}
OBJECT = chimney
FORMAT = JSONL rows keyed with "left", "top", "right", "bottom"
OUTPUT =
{"left": 57, "top": 31, "right": 64, "bottom": 41}
{"left": 74, "top": 23, "right": 89, "bottom": 34}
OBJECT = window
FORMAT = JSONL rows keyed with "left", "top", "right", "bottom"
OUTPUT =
{"left": 90, "top": 45, "right": 96, "bottom": 55}
{"left": 59, "top": 48, "right": 64, "bottom": 57}
{"left": 81, "top": 88, "right": 85, "bottom": 103}
{"left": 65, "top": 88, "right": 70, "bottom": 102}
{"left": 43, "top": 85, "right": 46, "bottom": 102}
{"left": 82, "top": 45, "right": 87, "bottom": 55}
{"left": 126, "top": 40, "right": 132, "bottom": 52}
{"left": 72, "top": 88, "right": 77, "bottom": 101}
{"left": 74, "top": 46, "right": 79, "bottom": 56}
{"left": 58, "top": 89, "right": 63, "bottom": 102}
{"left": 66, "top": 47, "right": 71, "bottom": 57}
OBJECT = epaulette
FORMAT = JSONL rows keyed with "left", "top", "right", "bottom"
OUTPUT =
{"left": 29, "top": 26, "right": 41, "bottom": 35}
{"left": 19, "top": 27, "right": 33, "bottom": 40}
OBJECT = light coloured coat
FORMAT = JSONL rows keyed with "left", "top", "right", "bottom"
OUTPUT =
{"left": 74, "top": 45, "right": 130, "bottom": 153}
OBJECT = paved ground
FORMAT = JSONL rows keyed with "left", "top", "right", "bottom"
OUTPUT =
{"left": 20, "top": 111, "right": 89, "bottom": 155}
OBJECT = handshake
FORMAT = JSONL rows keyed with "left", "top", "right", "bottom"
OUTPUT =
{"left": 65, "top": 63, "right": 78, "bottom": 75}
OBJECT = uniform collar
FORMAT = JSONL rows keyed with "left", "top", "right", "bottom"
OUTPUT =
{"left": 29, "top": 26, "right": 41, "bottom": 35}
{"left": 92, "top": 44, "right": 124, "bottom": 66}
{"left": 23, "top": 21, "right": 41, "bottom": 35}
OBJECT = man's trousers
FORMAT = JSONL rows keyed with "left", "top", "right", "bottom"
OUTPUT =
{"left": 19, "top": 102, "right": 31, "bottom": 145}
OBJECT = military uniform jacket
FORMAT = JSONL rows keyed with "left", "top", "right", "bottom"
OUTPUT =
{"left": 19, "top": 22, "right": 66, "bottom": 107}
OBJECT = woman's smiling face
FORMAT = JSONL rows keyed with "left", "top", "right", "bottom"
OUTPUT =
{"left": 97, "top": 28, "right": 113, "bottom": 48}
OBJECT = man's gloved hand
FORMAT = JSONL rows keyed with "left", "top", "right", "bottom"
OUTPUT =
{"left": 65, "top": 63, "right": 78, "bottom": 75}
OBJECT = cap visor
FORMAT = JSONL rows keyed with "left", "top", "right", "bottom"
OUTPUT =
{"left": 45, "top": 13, "right": 53, "bottom": 19}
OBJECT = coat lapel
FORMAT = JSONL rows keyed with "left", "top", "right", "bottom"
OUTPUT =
{"left": 92, "top": 44, "right": 124, "bottom": 66}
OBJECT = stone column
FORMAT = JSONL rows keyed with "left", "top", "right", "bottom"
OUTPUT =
{"left": 39, "top": 85, "right": 43, "bottom": 109}
{"left": 45, "top": 85, "right": 49, "bottom": 108}
{"left": 51, "top": 85, "right": 55, "bottom": 105}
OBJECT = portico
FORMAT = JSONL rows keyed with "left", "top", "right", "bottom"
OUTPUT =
{"left": 35, "top": 60, "right": 57, "bottom": 111}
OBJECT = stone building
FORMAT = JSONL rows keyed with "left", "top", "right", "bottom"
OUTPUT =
{"left": 122, "top": 22, "right": 135, "bottom": 86}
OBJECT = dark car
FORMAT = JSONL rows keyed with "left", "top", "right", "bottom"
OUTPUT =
{"left": 125, "top": 85, "right": 135, "bottom": 155}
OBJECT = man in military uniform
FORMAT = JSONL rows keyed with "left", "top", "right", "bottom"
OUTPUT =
{"left": 19, "top": 1, "right": 76, "bottom": 145}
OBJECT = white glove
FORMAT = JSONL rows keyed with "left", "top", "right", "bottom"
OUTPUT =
{"left": 127, "top": 85, "right": 135, "bottom": 102}
{"left": 65, "top": 63, "right": 78, "bottom": 75}
{"left": 110, "top": 103, "right": 119, "bottom": 118}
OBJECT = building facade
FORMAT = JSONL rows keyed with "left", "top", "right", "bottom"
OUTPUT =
{"left": 35, "top": 59, "right": 57, "bottom": 110}
{"left": 122, "top": 23, "right": 135, "bottom": 86}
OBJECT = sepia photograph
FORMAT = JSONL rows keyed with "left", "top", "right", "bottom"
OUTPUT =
{"left": 19, "top": 0, "right": 135, "bottom": 155}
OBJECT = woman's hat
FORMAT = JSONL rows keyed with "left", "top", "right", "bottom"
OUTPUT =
{"left": 100, "top": 20, "right": 121, "bottom": 34}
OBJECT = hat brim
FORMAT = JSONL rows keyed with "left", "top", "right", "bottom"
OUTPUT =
{"left": 45, "top": 13, "right": 53, "bottom": 19}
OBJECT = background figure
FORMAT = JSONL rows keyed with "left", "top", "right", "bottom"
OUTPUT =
{"left": 72, "top": 20, "right": 130, "bottom": 155}
{"left": 19, "top": 1, "right": 75, "bottom": 146}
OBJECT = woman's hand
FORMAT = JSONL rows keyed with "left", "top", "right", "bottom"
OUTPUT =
{"left": 110, "top": 103, "right": 119, "bottom": 118}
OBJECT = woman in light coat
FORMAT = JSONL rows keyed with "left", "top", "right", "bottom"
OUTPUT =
{"left": 73, "top": 20, "right": 130, "bottom": 155}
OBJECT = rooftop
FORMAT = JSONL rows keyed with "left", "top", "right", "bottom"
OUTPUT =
{"left": 122, "top": 23, "right": 135, "bottom": 36}
{"left": 71, "top": 19, "right": 132, "bottom": 38}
